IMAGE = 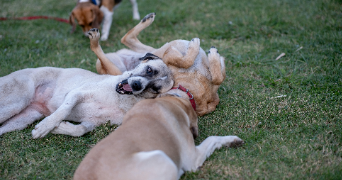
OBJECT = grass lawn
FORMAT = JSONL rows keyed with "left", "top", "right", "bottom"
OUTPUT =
{"left": 1, "top": 0, "right": 341, "bottom": 179}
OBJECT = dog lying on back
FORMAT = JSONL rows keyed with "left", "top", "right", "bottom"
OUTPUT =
{"left": 89, "top": 13, "right": 227, "bottom": 116}
{"left": 74, "top": 88, "right": 243, "bottom": 180}
{"left": 70, "top": 0, "right": 140, "bottom": 41}
{"left": 0, "top": 50, "right": 173, "bottom": 138}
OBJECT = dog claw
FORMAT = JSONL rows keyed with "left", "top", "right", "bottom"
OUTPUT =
{"left": 142, "top": 13, "right": 156, "bottom": 23}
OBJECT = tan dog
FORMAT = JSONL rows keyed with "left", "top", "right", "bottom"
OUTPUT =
{"left": 74, "top": 89, "right": 243, "bottom": 180}
{"left": 89, "top": 13, "right": 226, "bottom": 116}
{"left": 70, "top": 0, "right": 140, "bottom": 41}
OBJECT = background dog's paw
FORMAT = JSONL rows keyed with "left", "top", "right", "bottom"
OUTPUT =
{"left": 87, "top": 28, "right": 100, "bottom": 41}
{"left": 141, "top": 13, "right": 156, "bottom": 23}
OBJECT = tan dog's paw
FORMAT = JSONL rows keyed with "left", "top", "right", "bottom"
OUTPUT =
{"left": 208, "top": 46, "right": 220, "bottom": 62}
{"left": 188, "top": 38, "right": 200, "bottom": 50}
{"left": 229, "top": 138, "right": 244, "bottom": 148}
{"left": 87, "top": 28, "right": 100, "bottom": 41}
{"left": 223, "top": 136, "right": 244, "bottom": 148}
{"left": 141, "top": 13, "right": 155, "bottom": 24}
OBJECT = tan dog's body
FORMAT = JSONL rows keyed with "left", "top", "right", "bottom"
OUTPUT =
{"left": 70, "top": 0, "right": 140, "bottom": 41}
{"left": 0, "top": 41, "right": 173, "bottom": 138}
{"left": 90, "top": 13, "right": 226, "bottom": 116}
{"left": 74, "top": 90, "right": 243, "bottom": 180}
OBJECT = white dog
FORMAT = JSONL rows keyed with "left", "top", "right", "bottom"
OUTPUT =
{"left": 0, "top": 54, "right": 173, "bottom": 138}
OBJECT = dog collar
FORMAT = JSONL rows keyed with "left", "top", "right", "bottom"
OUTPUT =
{"left": 171, "top": 85, "right": 196, "bottom": 111}
{"left": 91, "top": 0, "right": 100, "bottom": 5}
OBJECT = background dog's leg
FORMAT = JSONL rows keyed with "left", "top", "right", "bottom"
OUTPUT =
{"left": 88, "top": 28, "right": 122, "bottom": 75}
{"left": 51, "top": 121, "right": 95, "bottom": 137}
{"left": 100, "top": 6, "right": 113, "bottom": 41}
{"left": 187, "top": 136, "right": 243, "bottom": 171}
{"left": 121, "top": 13, "right": 156, "bottom": 52}
{"left": 130, "top": 0, "right": 140, "bottom": 20}
{"left": 31, "top": 92, "right": 82, "bottom": 139}
{"left": 0, "top": 108, "right": 43, "bottom": 136}
{"left": 208, "top": 47, "right": 226, "bottom": 85}
{"left": 162, "top": 38, "right": 200, "bottom": 69}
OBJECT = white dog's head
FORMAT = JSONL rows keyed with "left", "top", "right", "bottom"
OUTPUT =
{"left": 116, "top": 53, "right": 174, "bottom": 98}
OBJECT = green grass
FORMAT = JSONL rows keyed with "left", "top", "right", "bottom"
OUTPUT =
{"left": 1, "top": 0, "right": 341, "bottom": 179}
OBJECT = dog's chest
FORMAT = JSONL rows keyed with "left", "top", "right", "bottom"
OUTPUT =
{"left": 69, "top": 92, "right": 139, "bottom": 124}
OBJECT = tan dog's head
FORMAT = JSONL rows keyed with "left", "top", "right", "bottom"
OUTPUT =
{"left": 69, "top": 2, "right": 103, "bottom": 36}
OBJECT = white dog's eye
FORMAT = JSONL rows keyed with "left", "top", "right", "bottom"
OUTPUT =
{"left": 146, "top": 67, "right": 153, "bottom": 75}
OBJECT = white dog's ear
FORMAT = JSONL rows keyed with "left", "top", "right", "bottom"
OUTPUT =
{"left": 139, "top": 53, "right": 160, "bottom": 63}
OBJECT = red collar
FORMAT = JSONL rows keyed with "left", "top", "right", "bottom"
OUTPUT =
{"left": 171, "top": 85, "right": 196, "bottom": 111}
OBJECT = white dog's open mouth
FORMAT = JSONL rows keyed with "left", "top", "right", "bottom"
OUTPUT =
{"left": 116, "top": 79, "right": 133, "bottom": 95}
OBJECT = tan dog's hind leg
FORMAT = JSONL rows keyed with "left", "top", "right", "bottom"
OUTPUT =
{"left": 121, "top": 13, "right": 156, "bottom": 53}
{"left": 88, "top": 28, "right": 122, "bottom": 75}
{"left": 162, "top": 38, "right": 200, "bottom": 69}
{"left": 208, "top": 47, "right": 226, "bottom": 85}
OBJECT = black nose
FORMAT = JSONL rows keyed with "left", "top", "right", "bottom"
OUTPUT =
{"left": 131, "top": 81, "right": 142, "bottom": 91}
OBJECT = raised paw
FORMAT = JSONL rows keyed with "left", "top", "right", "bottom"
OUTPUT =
{"left": 187, "top": 38, "right": 200, "bottom": 55}
{"left": 32, "top": 118, "right": 60, "bottom": 139}
{"left": 141, "top": 13, "right": 156, "bottom": 23}
{"left": 208, "top": 46, "right": 222, "bottom": 64}
{"left": 87, "top": 28, "right": 100, "bottom": 41}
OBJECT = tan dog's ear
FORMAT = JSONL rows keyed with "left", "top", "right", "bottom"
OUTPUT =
{"left": 190, "top": 126, "right": 198, "bottom": 139}
{"left": 91, "top": 7, "right": 103, "bottom": 28}
{"left": 69, "top": 12, "right": 76, "bottom": 33}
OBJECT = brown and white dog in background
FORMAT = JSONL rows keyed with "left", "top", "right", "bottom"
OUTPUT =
{"left": 74, "top": 89, "right": 243, "bottom": 180}
{"left": 70, "top": 0, "right": 140, "bottom": 41}
{"left": 88, "top": 13, "right": 226, "bottom": 116}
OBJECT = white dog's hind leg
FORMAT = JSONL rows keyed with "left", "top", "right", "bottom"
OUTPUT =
{"left": 0, "top": 108, "right": 43, "bottom": 136}
{"left": 130, "top": 0, "right": 140, "bottom": 20}
{"left": 187, "top": 136, "right": 243, "bottom": 171}
{"left": 51, "top": 121, "right": 95, "bottom": 137}
{"left": 100, "top": 6, "right": 113, "bottom": 41}
{"left": 32, "top": 92, "right": 82, "bottom": 139}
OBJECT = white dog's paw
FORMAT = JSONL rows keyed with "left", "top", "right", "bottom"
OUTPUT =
{"left": 141, "top": 13, "right": 155, "bottom": 24}
{"left": 32, "top": 119, "right": 59, "bottom": 139}
{"left": 87, "top": 28, "right": 101, "bottom": 41}
{"left": 223, "top": 136, "right": 244, "bottom": 148}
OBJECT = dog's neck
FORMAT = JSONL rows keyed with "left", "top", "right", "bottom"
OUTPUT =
{"left": 168, "top": 85, "right": 196, "bottom": 111}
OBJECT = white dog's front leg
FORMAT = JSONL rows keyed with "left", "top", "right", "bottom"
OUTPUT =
{"left": 51, "top": 121, "right": 95, "bottom": 137}
{"left": 130, "top": 0, "right": 140, "bottom": 20}
{"left": 32, "top": 93, "right": 81, "bottom": 139}
{"left": 100, "top": 6, "right": 113, "bottom": 41}
{"left": 189, "top": 136, "right": 243, "bottom": 171}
